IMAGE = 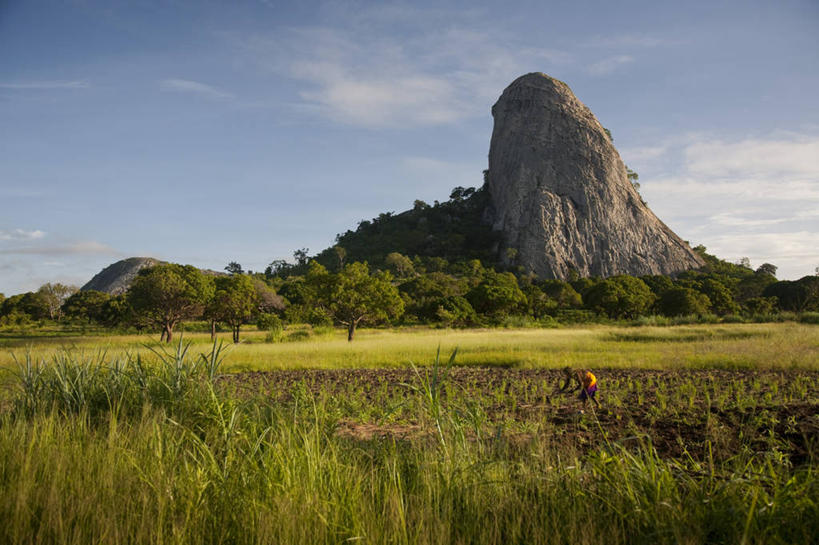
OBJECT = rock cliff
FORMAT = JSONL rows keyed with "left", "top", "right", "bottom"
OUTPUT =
{"left": 487, "top": 73, "right": 704, "bottom": 279}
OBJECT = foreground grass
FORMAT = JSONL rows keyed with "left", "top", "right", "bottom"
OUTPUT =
{"left": 0, "top": 342, "right": 816, "bottom": 544}
{"left": 1, "top": 322, "right": 817, "bottom": 372}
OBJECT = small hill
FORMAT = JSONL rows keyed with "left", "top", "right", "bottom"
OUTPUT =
{"left": 81, "top": 257, "right": 163, "bottom": 295}
{"left": 313, "top": 185, "right": 498, "bottom": 269}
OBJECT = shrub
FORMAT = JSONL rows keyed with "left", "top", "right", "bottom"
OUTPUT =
{"left": 720, "top": 314, "right": 746, "bottom": 324}
{"left": 257, "top": 313, "right": 284, "bottom": 343}
{"left": 798, "top": 312, "right": 819, "bottom": 324}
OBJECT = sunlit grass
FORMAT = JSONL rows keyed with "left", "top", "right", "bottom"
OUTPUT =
{"left": 1, "top": 323, "right": 817, "bottom": 373}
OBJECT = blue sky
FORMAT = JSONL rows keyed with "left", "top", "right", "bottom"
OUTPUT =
{"left": 1, "top": 0, "right": 818, "bottom": 294}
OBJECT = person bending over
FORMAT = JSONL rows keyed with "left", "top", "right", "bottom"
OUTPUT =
{"left": 559, "top": 367, "right": 600, "bottom": 409}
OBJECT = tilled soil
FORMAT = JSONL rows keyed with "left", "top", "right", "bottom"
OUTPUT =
{"left": 218, "top": 367, "right": 819, "bottom": 463}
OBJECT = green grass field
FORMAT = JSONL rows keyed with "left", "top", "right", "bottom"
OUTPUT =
{"left": 1, "top": 322, "right": 817, "bottom": 372}
{"left": 0, "top": 322, "right": 817, "bottom": 544}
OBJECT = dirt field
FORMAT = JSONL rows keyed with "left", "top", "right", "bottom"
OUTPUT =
{"left": 219, "top": 367, "right": 819, "bottom": 464}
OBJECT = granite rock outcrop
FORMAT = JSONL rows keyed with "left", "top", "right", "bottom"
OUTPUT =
{"left": 486, "top": 72, "right": 704, "bottom": 279}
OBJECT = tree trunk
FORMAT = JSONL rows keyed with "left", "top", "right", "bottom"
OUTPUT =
{"left": 347, "top": 321, "right": 356, "bottom": 342}
{"left": 164, "top": 323, "right": 174, "bottom": 343}
{"left": 160, "top": 327, "right": 167, "bottom": 343}
{"left": 233, "top": 325, "right": 240, "bottom": 343}
{"left": 210, "top": 319, "right": 216, "bottom": 340}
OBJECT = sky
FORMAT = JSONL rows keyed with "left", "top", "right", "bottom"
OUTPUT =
{"left": 1, "top": 0, "right": 818, "bottom": 295}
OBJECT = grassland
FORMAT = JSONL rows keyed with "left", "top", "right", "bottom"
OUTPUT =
{"left": 1, "top": 321, "right": 817, "bottom": 372}
{"left": 0, "top": 322, "right": 817, "bottom": 544}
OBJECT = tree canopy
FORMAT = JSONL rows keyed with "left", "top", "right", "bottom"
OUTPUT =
{"left": 127, "top": 264, "right": 214, "bottom": 342}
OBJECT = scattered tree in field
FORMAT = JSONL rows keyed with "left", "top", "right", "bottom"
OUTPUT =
{"left": 127, "top": 264, "right": 214, "bottom": 342}
{"left": 315, "top": 262, "right": 404, "bottom": 341}
{"left": 210, "top": 274, "right": 257, "bottom": 343}
{"left": 37, "top": 283, "right": 77, "bottom": 320}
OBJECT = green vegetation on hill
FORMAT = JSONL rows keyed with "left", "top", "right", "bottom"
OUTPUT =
{"left": 312, "top": 183, "right": 499, "bottom": 271}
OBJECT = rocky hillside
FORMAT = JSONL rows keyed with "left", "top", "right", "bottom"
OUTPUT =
{"left": 486, "top": 73, "right": 704, "bottom": 278}
{"left": 81, "top": 257, "right": 162, "bottom": 295}
{"left": 82, "top": 258, "right": 226, "bottom": 295}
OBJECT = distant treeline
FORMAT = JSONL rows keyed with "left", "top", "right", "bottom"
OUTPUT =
{"left": 2, "top": 243, "right": 818, "bottom": 341}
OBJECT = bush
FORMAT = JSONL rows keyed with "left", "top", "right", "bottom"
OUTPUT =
{"left": 798, "top": 312, "right": 819, "bottom": 324}
{"left": 499, "top": 315, "right": 539, "bottom": 328}
{"left": 555, "top": 309, "right": 599, "bottom": 324}
{"left": 632, "top": 315, "right": 671, "bottom": 327}
{"left": 257, "top": 314, "right": 284, "bottom": 343}
{"left": 720, "top": 314, "right": 746, "bottom": 324}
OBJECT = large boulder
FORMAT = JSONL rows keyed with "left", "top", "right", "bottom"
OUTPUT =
{"left": 486, "top": 72, "right": 704, "bottom": 279}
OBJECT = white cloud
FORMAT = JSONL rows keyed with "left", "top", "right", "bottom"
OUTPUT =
{"left": 0, "top": 229, "right": 46, "bottom": 241}
{"left": 160, "top": 79, "right": 234, "bottom": 100}
{"left": 0, "top": 80, "right": 89, "bottom": 89}
{"left": 0, "top": 240, "right": 119, "bottom": 256}
{"left": 619, "top": 145, "right": 669, "bottom": 163}
{"left": 633, "top": 133, "right": 819, "bottom": 279}
{"left": 587, "top": 55, "right": 634, "bottom": 76}
{"left": 686, "top": 136, "right": 819, "bottom": 178}
{"left": 234, "top": 12, "right": 572, "bottom": 128}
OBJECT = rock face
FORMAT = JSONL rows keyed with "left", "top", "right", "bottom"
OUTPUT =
{"left": 487, "top": 73, "right": 704, "bottom": 279}
{"left": 81, "top": 257, "right": 162, "bottom": 295}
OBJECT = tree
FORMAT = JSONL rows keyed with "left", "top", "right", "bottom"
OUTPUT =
{"left": 210, "top": 275, "right": 257, "bottom": 343}
{"left": 640, "top": 275, "right": 674, "bottom": 297}
{"left": 1, "top": 292, "right": 50, "bottom": 321}
{"left": 332, "top": 246, "right": 347, "bottom": 271}
{"left": 251, "top": 278, "right": 285, "bottom": 315}
{"left": 225, "top": 262, "right": 244, "bottom": 275}
{"left": 293, "top": 248, "right": 310, "bottom": 266}
{"left": 466, "top": 270, "right": 526, "bottom": 320}
{"left": 763, "top": 276, "right": 819, "bottom": 312}
{"left": 315, "top": 262, "right": 404, "bottom": 341}
{"left": 399, "top": 272, "right": 467, "bottom": 322}
{"left": 384, "top": 252, "right": 415, "bottom": 278}
{"left": 699, "top": 278, "right": 739, "bottom": 315}
{"left": 657, "top": 287, "right": 711, "bottom": 317}
{"left": 62, "top": 290, "right": 111, "bottom": 323}
{"left": 539, "top": 279, "right": 583, "bottom": 308}
{"left": 584, "top": 275, "right": 654, "bottom": 319}
{"left": 264, "top": 260, "right": 290, "bottom": 278}
{"left": 127, "top": 264, "right": 214, "bottom": 342}
{"left": 756, "top": 263, "right": 778, "bottom": 277}
{"left": 37, "top": 283, "right": 77, "bottom": 320}
{"left": 435, "top": 296, "right": 477, "bottom": 327}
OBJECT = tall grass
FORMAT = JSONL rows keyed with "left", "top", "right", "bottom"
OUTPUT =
{"left": 0, "top": 344, "right": 816, "bottom": 544}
